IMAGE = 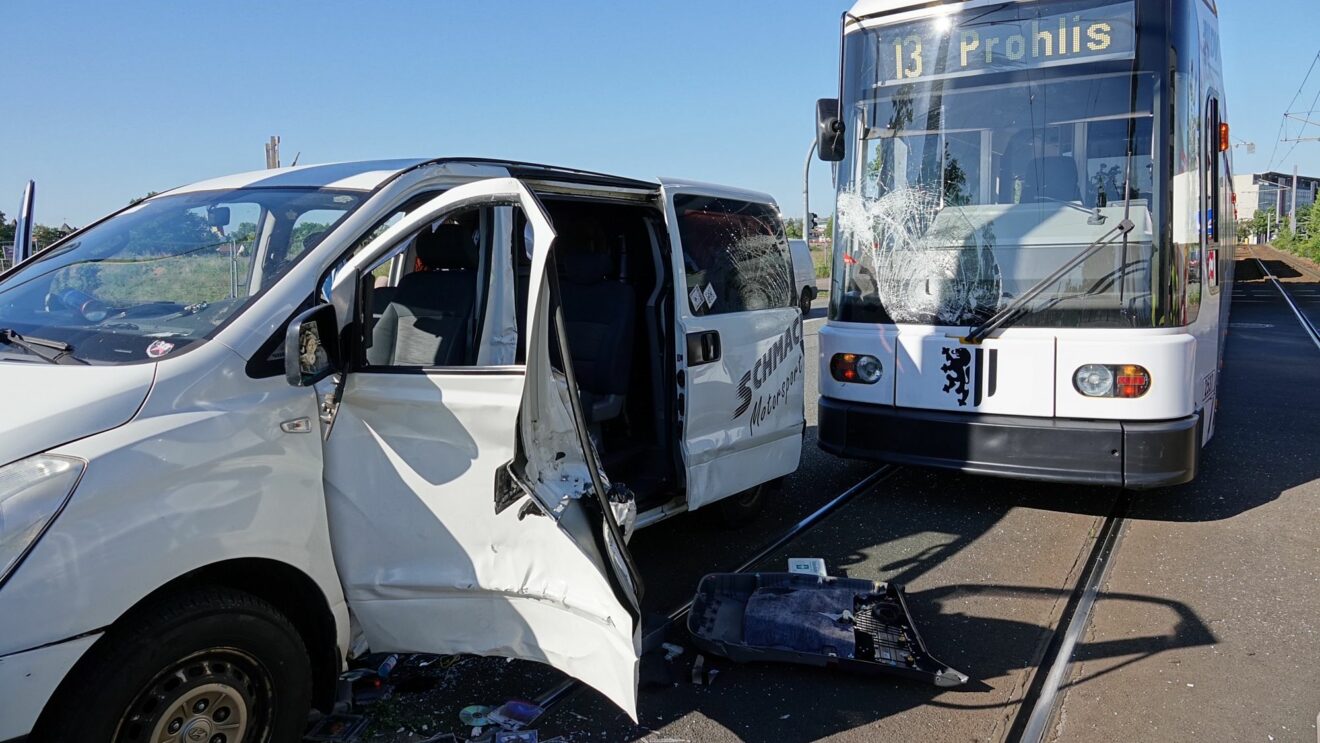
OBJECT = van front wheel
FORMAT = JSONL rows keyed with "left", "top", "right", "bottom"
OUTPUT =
{"left": 799, "top": 288, "right": 815, "bottom": 317}
{"left": 35, "top": 587, "right": 312, "bottom": 743}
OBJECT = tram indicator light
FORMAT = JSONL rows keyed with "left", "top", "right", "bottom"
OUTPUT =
{"left": 1219, "top": 122, "right": 1230, "bottom": 153}
{"left": 1116, "top": 365, "right": 1151, "bottom": 398}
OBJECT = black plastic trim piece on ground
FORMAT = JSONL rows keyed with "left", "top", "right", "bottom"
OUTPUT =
{"left": 818, "top": 398, "right": 1199, "bottom": 489}
{"left": 529, "top": 465, "right": 899, "bottom": 717}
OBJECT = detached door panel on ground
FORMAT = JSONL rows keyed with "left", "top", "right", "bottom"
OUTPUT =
{"left": 320, "top": 179, "right": 640, "bottom": 717}
{"left": 662, "top": 183, "right": 805, "bottom": 511}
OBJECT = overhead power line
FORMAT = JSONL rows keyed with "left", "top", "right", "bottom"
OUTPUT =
{"left": 1267, "top": 50, "right": 1320, "bottom": 170}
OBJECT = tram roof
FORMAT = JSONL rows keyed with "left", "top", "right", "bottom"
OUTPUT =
{"left": 845, "top": 0, "right": 965, "bottom": 25}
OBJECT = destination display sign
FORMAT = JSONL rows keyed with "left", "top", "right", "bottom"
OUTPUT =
{"left": 872, "top": 2, "right": 1136, "bottom": 86}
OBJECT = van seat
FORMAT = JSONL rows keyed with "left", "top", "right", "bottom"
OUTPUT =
{"left": 559, "top": 251, "right": 635, "bottom": 423}
{"left": 367, "top": 224, "right": 478, "bottom": 367}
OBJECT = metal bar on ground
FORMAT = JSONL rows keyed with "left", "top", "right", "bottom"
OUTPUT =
{"left": 1015, "top": 503, "right": 1128, "bottom": 743}
{"left": 1254, "top": 256, "right": 1320, "bottom": 352}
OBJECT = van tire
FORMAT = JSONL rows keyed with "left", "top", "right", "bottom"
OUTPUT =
{"left": 35, "top": 586, "right": 312, "bottom": 743}
{"left": 799, "top": 288, "right": 814, "bottom": 317}
{"left": 717, "top": 484, "right": 767, "bottom": 528}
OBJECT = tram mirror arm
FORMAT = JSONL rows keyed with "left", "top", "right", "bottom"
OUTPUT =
{"left": 960, "top": 218, "right": 1135, "bottom": 345}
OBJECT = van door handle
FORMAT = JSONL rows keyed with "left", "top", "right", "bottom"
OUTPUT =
{"left": 686, "top": 330, "right": 721, "bottom": 366}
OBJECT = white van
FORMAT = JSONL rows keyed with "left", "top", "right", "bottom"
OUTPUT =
{"left": 0, "top": 159, "right": 805, "bottom": 740}
{"left": 788, "top": 238, "right": 818, "bottom": 316}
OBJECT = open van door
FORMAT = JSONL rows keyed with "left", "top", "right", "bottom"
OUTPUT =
{"left": 660, "top": 181, "right": 805, "bottom": 511}
{"left": 321, "top": 178, "right": 641, "bottom": 717}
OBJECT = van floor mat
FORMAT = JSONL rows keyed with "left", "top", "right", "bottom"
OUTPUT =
{"left": 686, "top": 572, "right": 968, "bottom": 687}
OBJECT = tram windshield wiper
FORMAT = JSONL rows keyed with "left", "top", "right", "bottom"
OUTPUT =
{"left": 960, "top": 218, "right": 1134, "bottom": 344}
{"left": 0, "top": 328, "right": 87, "bottom": 365}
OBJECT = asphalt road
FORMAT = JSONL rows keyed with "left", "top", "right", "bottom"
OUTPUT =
{"left": 367, "top": 256, "right": 1319, "bottom": 742}
{"left": 1046, "top": 250, "right": 1320, "bottom": 743}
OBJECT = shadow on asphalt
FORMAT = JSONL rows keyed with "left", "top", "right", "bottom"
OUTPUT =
{"left": 1122, "top": 258, "right": 1319, "bottom": 523}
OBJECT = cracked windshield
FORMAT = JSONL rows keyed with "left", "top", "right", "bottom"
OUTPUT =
{"left": 0, "top": 188, "right": 358, "bottom": 363}
{"left": 832, "top": 0, "right": 1158, "bottom": 328}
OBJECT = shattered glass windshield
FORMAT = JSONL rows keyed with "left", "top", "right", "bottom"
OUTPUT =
{"left": 0, "top": 188, "right": 359, "bottom": 364}
{"left": 831, "top": 0, "right": 1161, "bottom": 328}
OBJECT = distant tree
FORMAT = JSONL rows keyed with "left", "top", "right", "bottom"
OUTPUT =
{"left": 1250, "top": 207, "right": 1275, "bottom": 242}
{"left": 0, "top": 210, "right": 13, "bottom": 243}
{"left": 32, "top": 224, "right": 74, "bottom": 251}
{"left": 784, "top": 218, "right": 803, "bottom": 239}
{"left": 128, "top": 191, "right": 160, "bottom": 206}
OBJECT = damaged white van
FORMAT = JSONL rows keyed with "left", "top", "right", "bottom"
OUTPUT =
{"left": 0, "top": 159, "right": 805, "bottom": 741}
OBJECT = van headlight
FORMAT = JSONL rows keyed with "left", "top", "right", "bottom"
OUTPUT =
{"left": 0, "top": 455, "right": 84, "bottom": 586}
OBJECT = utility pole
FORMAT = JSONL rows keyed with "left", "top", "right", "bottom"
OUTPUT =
{"left": 264, "top": 136, "right": 281, "bottom": 169}
{"left": 1276, "top": 186, "right": 1283, "bottom": 239}
{"left": 803, "top": 139, "right": 815, "bottom": 244}
{"left": 1291, "top": 165, "right": 1299, "bottom": 233}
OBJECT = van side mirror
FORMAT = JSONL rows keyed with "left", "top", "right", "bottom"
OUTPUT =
{"left": 284, "top": 304, "right": 341, "bottom": 387}
{"left": 816, "top": 98, "right": 846, "bottom": 162}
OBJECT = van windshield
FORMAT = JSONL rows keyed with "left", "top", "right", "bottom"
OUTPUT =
{"left": 0, "top": 187, "right": 360, "bottom": 364}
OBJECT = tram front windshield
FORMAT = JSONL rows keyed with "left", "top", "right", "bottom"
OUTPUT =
{"left": 832, "top": 0, "right": 1162, "bottom": 328}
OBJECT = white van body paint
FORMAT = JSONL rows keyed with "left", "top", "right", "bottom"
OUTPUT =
{"left": 0, "top": 161, "right": 800, "bottom": 735}
{"left": 659, "top": 179, "right": 805, "bottom": 511}
{"left": 324, "top": 178, "right": 639, "bottom": 717}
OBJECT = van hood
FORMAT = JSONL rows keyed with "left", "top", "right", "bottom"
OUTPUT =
{"left": 0, "top": 361, "right": 155, "bottom": 466}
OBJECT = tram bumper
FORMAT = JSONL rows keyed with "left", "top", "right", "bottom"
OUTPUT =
{"left": 818, "top": 398, "right": 1199, "bottom": 489}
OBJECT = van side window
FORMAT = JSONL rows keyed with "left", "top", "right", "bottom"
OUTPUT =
{"left": 673, "top": 196, "right": 794, "bottom": 316}
{"left": 360, "top": 207, "right": 487, "bottom": 368}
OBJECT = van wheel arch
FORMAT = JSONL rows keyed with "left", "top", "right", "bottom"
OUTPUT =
{"left": 36, "top": 557, "right": 341, "bottom": 728}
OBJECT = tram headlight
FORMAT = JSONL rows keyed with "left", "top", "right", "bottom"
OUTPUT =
{"left": 1074, "top": 364, "right": 1114, "bottom": 397}
{"left": 831, "top": 353, "right": 883, "bottom": 384}
{"left": 1074, "top": 364, "right": 1150, "bottom": 399}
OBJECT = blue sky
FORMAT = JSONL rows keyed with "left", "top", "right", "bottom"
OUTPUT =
{"left": 3, "top": 0, "right": 1318, "bottom": 226}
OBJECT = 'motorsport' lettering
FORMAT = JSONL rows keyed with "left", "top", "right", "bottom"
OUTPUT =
{"left": 731, "top": 316, "right": 804, "bottom": 422}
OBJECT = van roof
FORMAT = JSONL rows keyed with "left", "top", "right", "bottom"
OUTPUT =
{"left": 165, "top": 158, "right": 775, "bottom": 207}
{"left": 168, "top": 158, "right": 662, "bottom": 196}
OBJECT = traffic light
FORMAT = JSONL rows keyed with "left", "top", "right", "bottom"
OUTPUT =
{"left": 808, "top": 212, "right": 820, "bottom": 236}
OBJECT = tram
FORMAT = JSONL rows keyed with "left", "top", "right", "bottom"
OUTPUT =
{"left": 815, "top": 0, "right": 1234, "bottom": 488}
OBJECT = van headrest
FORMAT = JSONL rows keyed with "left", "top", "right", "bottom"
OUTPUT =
{"left": 414, "top": 223, "right": 478, "bottom": 270}
{"left": 560, "top": 252, "right": 613, "bottom": 283}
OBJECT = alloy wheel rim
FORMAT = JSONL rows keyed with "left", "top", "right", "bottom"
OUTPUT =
{"left": 115, "top": 648, "right": 270, "bottom": 743}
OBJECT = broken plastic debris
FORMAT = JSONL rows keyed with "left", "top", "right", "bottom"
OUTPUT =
{"left": 691, "top": 654, "right": 705, "bottom": 686}
{"left": 488, "top": 700, "right": 545, "bottom": 730}
{"left": 661, "top": 642, "right": 685, "bottom": 661}
{"left": 687, "top": 572, "right": 969, "bottom": 687}
{"left": 495, "top": 731, "right": 538, "bottom": 743}
{"left": 303, "top": 713, "right": 369, "bottom": 742}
